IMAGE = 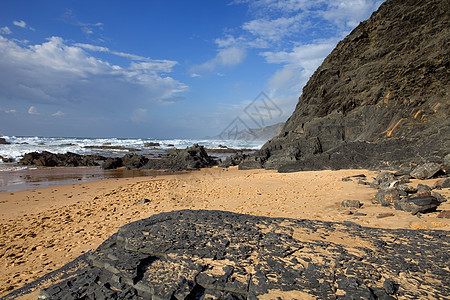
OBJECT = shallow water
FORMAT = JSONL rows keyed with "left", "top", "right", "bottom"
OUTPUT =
{"left": 0, "top": 166, "right": 177, "bottom": 193}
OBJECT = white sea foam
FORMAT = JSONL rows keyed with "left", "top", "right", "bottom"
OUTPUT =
{"left": 0, "top": 136, "right": 264, "bottom": 162}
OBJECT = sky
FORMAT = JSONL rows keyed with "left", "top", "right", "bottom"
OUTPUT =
{"left": 0, "top": 0, "right": 384, "bottom": 139}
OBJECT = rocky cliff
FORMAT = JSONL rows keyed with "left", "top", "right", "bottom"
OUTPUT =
{"left": 240, "top": 0, "right": 449, "bottom": 172}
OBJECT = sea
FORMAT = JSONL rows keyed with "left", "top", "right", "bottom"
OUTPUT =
{"left": 0, "top": 136, "right": 264, "bottom": 171}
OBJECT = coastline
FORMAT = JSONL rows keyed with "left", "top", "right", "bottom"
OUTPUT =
{"left": 1, "top": 166, "right": 449, "bottom": 298}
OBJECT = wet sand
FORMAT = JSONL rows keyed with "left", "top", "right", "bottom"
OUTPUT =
{"left": 0, "top": 166, "right": 449, "bottom": 298}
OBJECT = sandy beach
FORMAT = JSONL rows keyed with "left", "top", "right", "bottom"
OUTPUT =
{"left": 0, "top": 166, "right": 449, "bottom": 298}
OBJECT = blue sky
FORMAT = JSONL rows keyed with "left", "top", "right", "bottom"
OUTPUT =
{"left": 0, "top": 0, "right": 383, "bottom": 138}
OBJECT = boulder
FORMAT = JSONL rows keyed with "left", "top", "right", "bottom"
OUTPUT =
{"left": 394, "top": 196, "right": 440, "bottom": 215}
{"left": 410, "top": 163, "right": 442, "bottom": 180}
{"left": 433, "top": 177, "right": 450, "bottom": 189}
{"left": 102, "top": 157, "right": 123, "bottom": 170}
{"left": 0, "top": 137, "right": 10, "bottom": 144}
{"left": 219, "top": 151, "right": 248, "bottom": 168}
{"left": 122, "top": 154, "right": 149, "bottom": 169}
{"left": 144, "top": 142, "right": 160, "bottom": 147}
{"left": 375, "top": 189, "right": 400, "bottom": 207}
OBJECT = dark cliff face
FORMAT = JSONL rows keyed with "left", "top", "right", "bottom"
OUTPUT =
{"left": 240, "top": 0, "right": 449, "bottom": 171}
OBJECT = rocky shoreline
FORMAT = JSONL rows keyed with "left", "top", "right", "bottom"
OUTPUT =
{"left": 28, "top": 210, "right": 450, "bottom": 299}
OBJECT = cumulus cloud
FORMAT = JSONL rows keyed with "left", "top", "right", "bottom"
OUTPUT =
{"left": 0, "top": 26, "right": 12, "bottom": 35}
{"left": 242, "top": 15, "right": 303, "bottom": 43}
{"left": 0, "top": 35, "right": 188, "bottom": 113}
{"left": 28, "top": 106, "right": 39, "bottom": 115}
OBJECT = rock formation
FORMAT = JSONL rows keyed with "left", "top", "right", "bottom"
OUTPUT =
{"left": 240, "top": 0, "right": 449, "bottom": 172}
{"left": 36, "top": 210, "right": 449, "bottom": 299}
{"left": 19, "top": 151, "right": 105, "bottom": 167}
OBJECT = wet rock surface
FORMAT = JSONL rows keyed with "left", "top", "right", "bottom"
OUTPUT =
{"left": 35, "top": 210, "right": 449, "bottom": 300}
{"left": 18, "top": 151, "right": 106, "bottom": 167}
{"left": 240, "top": 0, "right": 449, "bottom": 172}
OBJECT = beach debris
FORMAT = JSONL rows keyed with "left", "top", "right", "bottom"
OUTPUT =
{"left": 410, "top": 163, "right": 442, "bottom": 180}
{"left": 36, "top": 210, "right": 449, "bottom": 299}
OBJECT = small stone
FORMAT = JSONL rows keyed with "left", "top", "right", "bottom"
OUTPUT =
{"left": 342, "top": 177, "right": 352, "bottom": 182}
{"left": 353, "top": 211, "right": 367, "bottom": 216}
{"left": 341, "top": 200, "right": 362, "bottom": 208}
{"left": 139, "top": 199, "right": 150, "bottom": 204}
{"left": 433, "top": 177, "right": 450, "bottom": 189}
{"left": 383, "top": 279, "right": 397, "bottom": 295}
{"left": 437, "top": 210, "right": 450, "bottom": 219}
{"left": 377, "top": 213, "right": 395, "bottom": 218}
{"left": 410, "top": 163, "right": 442, "bottom": 179}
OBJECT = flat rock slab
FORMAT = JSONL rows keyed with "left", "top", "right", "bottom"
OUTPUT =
{"left": 38, "top": 210, "right": 449, "bottom": 299}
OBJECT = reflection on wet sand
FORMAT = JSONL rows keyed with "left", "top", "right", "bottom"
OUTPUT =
{"left": 0, "top": 167, "right": 180, "bottom": 193}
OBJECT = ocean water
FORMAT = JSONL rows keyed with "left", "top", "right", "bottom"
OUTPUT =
{"left": 0, "top": 136, "right": 264, "bottom": 169}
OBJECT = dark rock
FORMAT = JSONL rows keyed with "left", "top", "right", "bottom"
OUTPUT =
{"left": 370, "top": 172, "right": 395, "bottom": 189}
{"left": 144, "top": 142, "right": 160, "bottom": 147}
{"left": 0, "top": 155, "right": 14, "bottom": 163}
{"left": 84, "top": 145, "right": 140, "bottom": 151}
{"left": 239, "top": 0, "right": 449, "bottom": 172}
{"left": 383, "top": 279, "right": 398, "bottom": 295}
{"left": 167, "top": 144, "right": 175, "bottom": 147}
{"left": 122, "top": 154, "right": 149, "bottom": 169}
{"left": 36, "top": 210, "right": 450, "bottom": 300}
{"left": 139, "top": 199, "right": 150, "bottom": 204}
{"left": 394, "top": 196, "right": 440, "bottom": 215}
{"left": 437, "top": 210, "right": 450, "bottom": 219}
{"left": 443, "top": 154, "right": 450, "bottom": 172}
{"left": 342, "top": 177, "right": 353, "bottom": 182}
{"left": 431, "top": 191, "right": 447, "bottom": 203}
{"left": 341, "top": 200, "right": 362, "bottom": 208}
{"left": 375, "top": 189, "right": 400, "bottom": 206}
{"left": 397, "top": 184, "right": 417, "bottom": 194}
{"left": 433, "top": 177, "right": 450, "bottom": 189}
{"left": 0, "top": 137, "right": 10, "bottom": 144}
{"left": 219, "top": 151, "right": 248, "bottom": 168}
{"left": 143, "top": 144, "right": 217, "bottom": 171}
{"left": 102, "top": 157, "right": 123, "bottom": 170}
{"left": 410, "top": 163, "right": 442, "bottom": 179}
{"left": 19, "top": 151, "right": 105, "bottom": 167}
{"left": 377, "top": 213, "right": 395, "bottom": 219}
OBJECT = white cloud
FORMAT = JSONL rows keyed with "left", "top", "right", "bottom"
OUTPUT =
{"left": 52, "top": 110, "right": 65, "bottom": 117}
{"left": 242, "top": 15, "right": 302, "bottom": 42}
{"left": 190, "top": 73, "right": 201, "bottom": 78}
{"left": 28, "top": 106, "right": 39, "bottom": 115}
{"left": 131, "top": 108, "right": 147, "bottom": 123}
{"left": 261, "top": 38, "right": 338, "bottom": 93}
{"left": 5, "top": 109, "right": 16, "bottom": 113}
{"left": 13, "top": 20, "right": 27, "bottom": 28}
{"left": 192, "top": 47, "right": 246, "bottom": 73}
{"left": 0, "top": 26, "right": 12, "bottom": 35}
{"left": 0, "top": 35, "right": 188, "bottom": 111}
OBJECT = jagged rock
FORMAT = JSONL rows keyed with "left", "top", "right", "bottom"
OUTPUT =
{"left": 102, "top": 157, "right": 123, "bottom": 170}
{"left": 0, "top": 137, "right": 10, "bottom": 144}
{"left": 375, "top": 189, "right": 400, "bottom": 206}
{"left": 433, "top": 177, "right": 450, "bottom": 189}
{"left": 341, "top": 200, "right": 362, "bottom": 208}
{"left": 144, "top": 142, "right": 160, "bottom": 147}
{"left": 19, "top": 151, "right": 105, "bottom": 167}
{"left": 37, "top": 210, "right": 450, "bottom": 299}
{"left": 240, "top": 0, "right": 449, "bottom": 172}
{"left": 410, "top": 163, "right": 442, "bottom": 179}
{"left": 394, "top": 195, "right": 440, "bottom": 215}
{"left": 143, "top": 144, "right": 217, "bottom": 171}
{"left": 218, "top": 151, "right": 248, "bottom": 168}
{"left": 432, "top": 191, "right": 447, "bottom": 203}
{"left": 122, "top": 154, "right": 149, "bottom": 169}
